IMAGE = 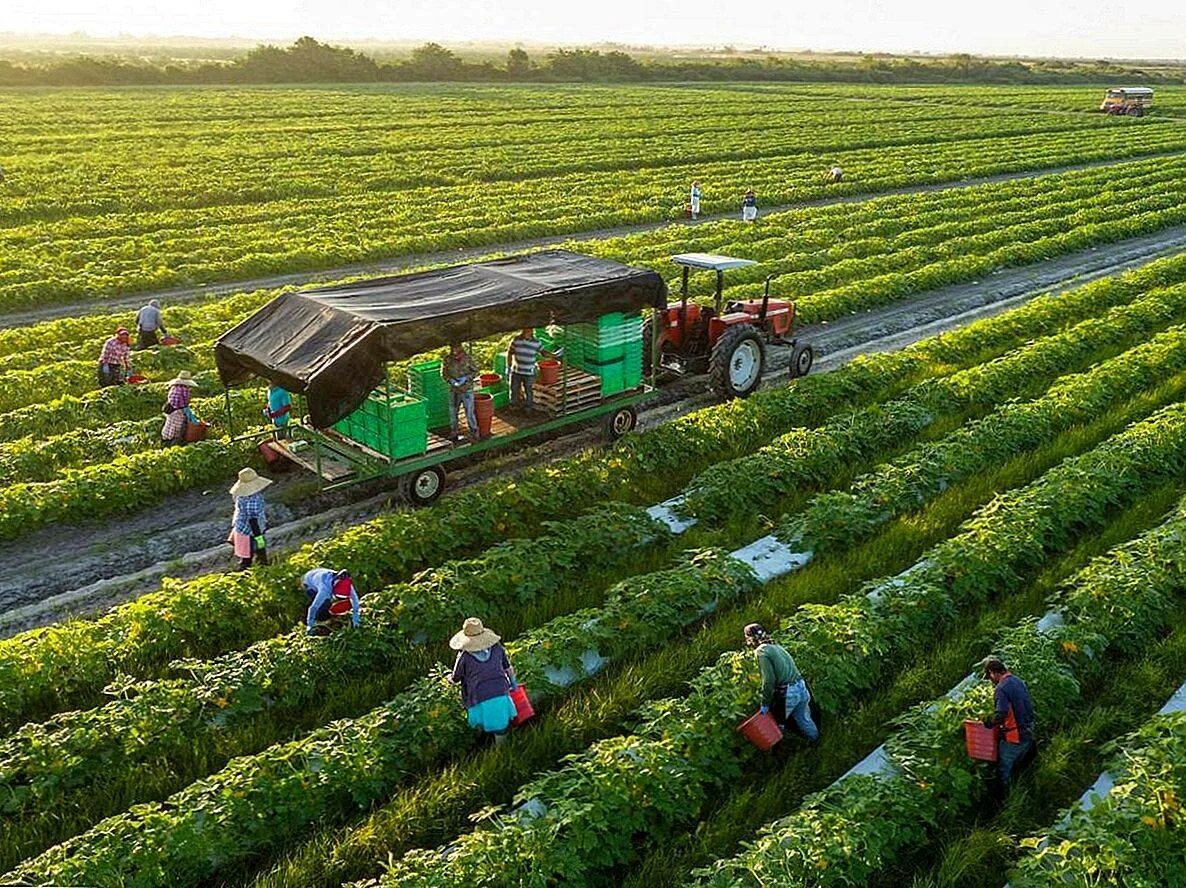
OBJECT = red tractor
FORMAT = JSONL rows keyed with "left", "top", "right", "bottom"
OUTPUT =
{"left": 645, "top": 253, "right": 814, "bottom": 398}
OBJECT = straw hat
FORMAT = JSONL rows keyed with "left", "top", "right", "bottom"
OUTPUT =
{"left": 167, "top": 370, "right": 197, "bottom": 388}
{"left": 449, "top": 617, "right": 500, "bottom": 652}
{"left": 229, "top": 467, "right": 272, "bottom": 497}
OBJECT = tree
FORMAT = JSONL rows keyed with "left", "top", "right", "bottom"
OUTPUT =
{"left": 506, "top": 47, "right": 531, "bottom": 78}
{"left": 406, "top": 43, "right": 464, "bottom": 80}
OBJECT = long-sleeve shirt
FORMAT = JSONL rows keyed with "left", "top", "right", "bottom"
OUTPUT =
{"left": 742, "top": 193, "right": 757, "bottom": 208}
{"left": 442, "top": 351, "right": 478, "bottom": 392}
{"left": 303, "top": 568, "right": 360, "bottom": 630}
{"left": 232, "top": 492, "right": 266, "bottom": 535}
{"left": 98, "top": 336, "right": 131, "bottom": 368}
{"left": 161, "top": 405, "right": 198, "bottom": 441}
{"left": 167, "top": 384, "right": 191, "bottom": 409}
{"left": 988, "top": 673, "right": 1034, "bottom": 742}
{"left": 450, "top": 643, "right": 514, "bottom": 708}
{"left": 266, "top": 387, "right": 292, "bottom": 426}
{"left": 136, "top": 304, "right": 166, "bottom": 333}
{"left": 755, "top": 642, "right": 802, "bottom": 706}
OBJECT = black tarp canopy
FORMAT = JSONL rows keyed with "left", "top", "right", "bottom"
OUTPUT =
{"left": 214, "top": 250, "right": 667, "bottom": 428}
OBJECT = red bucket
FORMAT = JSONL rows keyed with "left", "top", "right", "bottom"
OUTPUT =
{"left": 183, "top": 420, "right": 209, "bottom": 443}
{"left": 126, "top": 373, "right": 148, "bottom": 385}
{"left": 480, "top": 372, "right": 502, "bottom": 388}
{"left": 473, "top": 392, "right": 494, "bottom": 438}
{"left": 509, "top": 685, "right": 534, "bottom": 726}
{"left": 964, "top": 719, "right": 999, "bottom": 762}
{"left": 738, "top": 710, "right": 783, "bottom": 751}
{"left": 538, "top": 360, "right": 561, "bottom": 386}
{"left": 258, "top": 440, "right": 281, "bottom": 463}
{"left": 160, "top": 335, "right": 181, "bottom": 346}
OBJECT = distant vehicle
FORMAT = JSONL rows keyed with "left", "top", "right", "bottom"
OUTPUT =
{"left": 1100, "top": 87, "right": 1153, "bottom": 117}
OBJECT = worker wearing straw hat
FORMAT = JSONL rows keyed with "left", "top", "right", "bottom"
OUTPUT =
{"left": 449, "top": 617, "right": 520, "bottom": 744}
{"left": 228, "top": 467, "right": 272, "bottom": 570}
{"left": 160, "top": 370, "right": 203, "bottom": 446}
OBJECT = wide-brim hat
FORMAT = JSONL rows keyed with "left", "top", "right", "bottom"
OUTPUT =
{"left": 449, "top": 617, "right": 500, "bottom": 652}
{"left": 167, "top": 370, "right": 197, "bottom": 388}
{"left": 229, "top": 467, "right": 272, "bottom": 497}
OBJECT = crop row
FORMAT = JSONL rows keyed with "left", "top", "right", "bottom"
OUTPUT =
{"left": 5, "top": 115, "right": 1183, "bottom": 307}
{"left": 359, "top": 398, "right": 1186, "bottom": 887}
{"left": 3, "top": 244, "right": 1183, "bottom": 735}
{"left": 696, "top": 491, "right": 1186, "bottom": 885}
{"left": 7, "top": 286, "right": 1179, "bottom": 834}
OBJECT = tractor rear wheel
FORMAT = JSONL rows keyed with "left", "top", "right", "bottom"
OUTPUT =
{"left": 709, "top": 325, "right": 766, "bottom": 399}
{"left": 789, "top": 342, "right": 814, "bottom": 379}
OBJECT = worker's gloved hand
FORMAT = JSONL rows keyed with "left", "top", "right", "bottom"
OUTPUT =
{"left": 759, "top": 705, "right": 769, "bottom": 716}
{"left": 509, "top": 679, "right": 519, "bottom": 690}
{"left": 253, "top": 535, "right": 267, "bottom": 550}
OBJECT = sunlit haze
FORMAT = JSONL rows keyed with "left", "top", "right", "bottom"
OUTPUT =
{"left": 5, "top": 0, "right": 1185, "bottom": 59}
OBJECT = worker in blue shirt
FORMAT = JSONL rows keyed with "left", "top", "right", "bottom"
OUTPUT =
{"left": 303, "top": 567, "right": 361, "bottom": 635}
{"left": 982, "top": 657, "right": 1035, "bottom": 789}
{"left": 265, "top": 384, "right": 292, "bottom": 439}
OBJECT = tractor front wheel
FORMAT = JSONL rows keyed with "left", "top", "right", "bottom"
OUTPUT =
{"left": 709, "top": 325, "right": 766, "bottom": 399}
{"left": 789, "top": 342, "right": 814, "bottom": 379}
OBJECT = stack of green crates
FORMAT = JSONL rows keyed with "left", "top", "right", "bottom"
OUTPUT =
{"left": 566, "top": 312, "right": 644, "bottom": 396}
{"left": 333, "top": 386, "right": 428, "bottom": 460}
{"left": 407, "top": 360, "right": 452, "bottom": 430}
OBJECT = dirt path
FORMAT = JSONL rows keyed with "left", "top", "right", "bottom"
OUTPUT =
{"left": 5, "top": 222, "right": 1185, "bottom": 634}
{"left": 6, "top": 148, "right": 1186, "bottom": 330}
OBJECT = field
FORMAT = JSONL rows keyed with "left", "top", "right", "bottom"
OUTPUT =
{"left": 3, "top": 80, "right": 1186, "bottom": 886}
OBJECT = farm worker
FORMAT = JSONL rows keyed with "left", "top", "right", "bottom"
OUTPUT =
{"left": 741, "top": 188, "right": 758, "bottom": 222}
{"left": 449, "top": 617, "right": 519, "bottom": 744}
{"left": 96, "top": 327, "right": 133, "bottom": 387}
{"left": 442, "top": 342, "right": 479, "bottom": 442}
{"left": 264, "top": 384, "right": 293, "bottom": 439}
{"left": 981, "top": 657, "right": 1035, "bottom": 789}
{"left": 508, "top": 327, "right": 547, "bottom": 411}
{"left": 302, "top": 567, "right": 361, "bottom": 635}
{"left": 829, "top": 165, "right": 844, "bottom": 183}
{"left": 228, "top": 467, "right": 272, "bottom": 570}
{"left": 160, "top": 370, "right": 202, "bottom": 446}
{"left": 744, "top": 623, "right": 819, "bottom": 740}
{"left": 134, "top": 299, "right": 168, "bottom": 350}
{"left": 690, "top": 180, "right": 702, "bottom": 219}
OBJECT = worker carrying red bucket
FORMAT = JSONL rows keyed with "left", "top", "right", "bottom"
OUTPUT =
{"left": 965, "top": 656, "right": 1036, "bottom": 795}
{"left": 738, "top": 623, "right": 820, "bottom": 749}
{"left": 449, "top": 617, "right": 531, "bottom": 745}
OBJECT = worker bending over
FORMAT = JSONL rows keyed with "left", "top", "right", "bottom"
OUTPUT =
{"left": 828, "top": 166, "right": 844, "bottom": 183}
{"left": 450, "top": 617, "right": 519, "bottom": 744}
{"left": 97, "top": 327, "right": 133, "bottom": 387}
{"left": 745, "top": 623, "right": 819, "bottom": 740}
{"left": 160, "top": 370, "right": 202, "bottom": 446}
{"left": 135, "top": 299, "right": 168, "bottom": 349}
{"left": 982, "top": 656, "right": 1035, "bottom": 790}
{"left": 303, "top": 567, "right": 361, "bottom": 635}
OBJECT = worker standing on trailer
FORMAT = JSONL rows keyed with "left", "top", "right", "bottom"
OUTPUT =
{"left": 96, "top": 327, "right": 134, "bottom": 387}
{"left": 744, "top": 623, "right": 819, "bottom": 740}
{"left": 828, "top": 165, "right": 844, "bottom": 183}
{"left": 741, "top": 187, "right": 758, "bottom": 222}
{"left": 264, "top": 384, "right": 292, "bottom": 439}
{"left": 228, "top": 467, "right": 272, "bottom": 570}
{"left": 302, "top": 567, "right": 361, "bottom": 635}
{"left": 508, "top": 327, "right": 545, "bottom": 411}
{"left": 134, "top": 299, "right": 168, "bottom": 350}
{"left": 449, "top": 617, "right": 520, "bottom": 745}
{"left": 981, "top": 657, "right": 1035, "bottom": 790}
{"left": 442, "top": 342, "right": 479, "bottom": 442}
{"left": 690, "top": 180, "right": 702, "bottom": 219}
{"left": 160, "top": 370, "right": 202, "bottom": 446}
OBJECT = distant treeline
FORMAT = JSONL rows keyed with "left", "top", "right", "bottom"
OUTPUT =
{"left": 1, "top": 37, "right": 1182, "bottom": 87}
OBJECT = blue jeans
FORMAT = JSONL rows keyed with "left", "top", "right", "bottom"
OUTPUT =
{"left": 510, "top": 372, "right": 534, "bottom": 408}
{"left": 450, "top": 389, "right": 476, "bottom": 436}
{"left": 774, "top": 679, "right": 819, "bottom": 740}
{"left": 998, "top": 735, "right": 1033, "bottom": 788}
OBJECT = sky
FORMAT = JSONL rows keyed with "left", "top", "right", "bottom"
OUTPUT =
{"left": 5, "top": 0, "right": 1185, "bottom": 60}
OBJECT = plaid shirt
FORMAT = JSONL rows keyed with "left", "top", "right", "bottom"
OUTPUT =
{"left": 167, "top": 385, "right": 191, "bottom": 409}
{"left": 98, "top": 336, "right": 131, "bottom": 368}
{"left": 232, "top": 492, "right": 267, "bottom": 535}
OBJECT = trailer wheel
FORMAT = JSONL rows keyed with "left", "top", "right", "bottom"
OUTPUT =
{"left": 603, "top": 405, "right": 637, "bottom": 441}
{"left": 401, "top": 466, "right": 446, "bottom": 506}
{"left": 789, "top": 342, "right": 814, "bottom": 379}
{"left": 709, "top": 325, "right": 766, "bottom": 399}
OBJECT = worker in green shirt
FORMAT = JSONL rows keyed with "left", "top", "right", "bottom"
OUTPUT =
{"left": 744, "top": 622, "right": 819, "bottom": 740}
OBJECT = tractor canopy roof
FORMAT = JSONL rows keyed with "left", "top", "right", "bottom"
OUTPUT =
{"left": 671, "top": 253, "right": 758, "bottom": 271}
{"left": 214, "top": 250, "right": 666, "bottom": 428}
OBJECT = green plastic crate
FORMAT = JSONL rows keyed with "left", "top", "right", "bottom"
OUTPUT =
{"left": 334, "top": 389, "right": 428, "bottom": 459}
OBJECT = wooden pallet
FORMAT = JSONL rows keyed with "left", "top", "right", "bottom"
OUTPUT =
{"left": 533, "top": 369, "right": 604, "bottom": 415}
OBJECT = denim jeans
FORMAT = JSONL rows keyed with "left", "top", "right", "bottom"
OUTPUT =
{"left": 998, "top": 735, "right": 1033, "bottom": 788}
{"left": 450, "top": 389, "right": 477, "bottom": 436}
{"left": 510, "top": 372, "right": 534, "bottom": 408}
{"left": 773, "top": 678, "right": 819, "bottom": 740}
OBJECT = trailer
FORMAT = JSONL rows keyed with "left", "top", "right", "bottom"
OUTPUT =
{"left": 213, "top": 251, "right": 663, "bottom": 503}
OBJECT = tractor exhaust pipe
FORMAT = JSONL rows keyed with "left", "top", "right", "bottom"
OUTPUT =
{"left": 759, "top": 274, "right": 774, "bottom": 323}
